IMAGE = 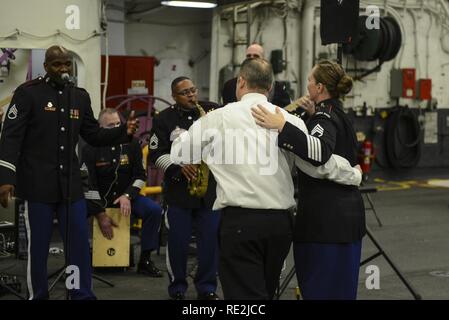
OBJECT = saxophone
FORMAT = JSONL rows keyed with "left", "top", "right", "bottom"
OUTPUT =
{"left": 187, "top": 102, "right": 210, "bottom": 197}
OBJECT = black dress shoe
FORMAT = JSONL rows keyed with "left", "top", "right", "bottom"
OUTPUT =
{"left": 137, "top": 259, "right": 163, "bottom": 277}
{"left": 197, "top": 292, "right": 220, "bottom": 300}
{"left": 170, "top": 292, "right": 185, "bottom": 300}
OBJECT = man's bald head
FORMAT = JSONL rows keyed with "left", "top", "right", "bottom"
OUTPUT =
{"left": 45, "top": 45, "right": 70, "bottom": 63}
{"left": 246, "top": 44, "right": 264, "bottom": 59}
{"left": 44, "top": 45, "right": 73, "bottom": 85}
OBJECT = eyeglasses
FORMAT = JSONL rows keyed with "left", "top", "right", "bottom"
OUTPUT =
{"left": 176, "top": 87, "right": 198, "bottom": 96}
{"left": 246, "top": 54, "right": 261, "bottom": 59}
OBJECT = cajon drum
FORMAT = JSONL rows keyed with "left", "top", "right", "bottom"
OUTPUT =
{"left": 92, "top": 208, "right": 130, "bottom": 267}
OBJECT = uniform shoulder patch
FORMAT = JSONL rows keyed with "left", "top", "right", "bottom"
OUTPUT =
{"left": 314, "top": 111, "right": 331, "bottom": 119}
{"left": 315, "top": 102, "right": 333, "bottom": 113}
{"left": 314, "top": 102, "right": 333, "bottom": 119}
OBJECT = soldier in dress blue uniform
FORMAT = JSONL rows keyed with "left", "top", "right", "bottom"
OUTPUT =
{"left": 81, "top": 108, "right": 163, "bottom": 277}
{"left": 0, "top": 46, "right": 138, "bottom": 300}
{"left": 252, "top": 60, "right": 365, "bottom": 300}
{"left": 148, "top": 77, "right": 220, "bottom": 300}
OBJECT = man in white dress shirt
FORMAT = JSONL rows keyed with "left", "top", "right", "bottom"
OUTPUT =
{"left": 170, "top": 58, "right": 361, "bottom": 300}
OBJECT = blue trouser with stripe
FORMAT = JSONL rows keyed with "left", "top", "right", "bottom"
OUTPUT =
{"left": 25, "top": 199, "right": 95, "bottom": 300}
{"left": 294, "top": 241, "right": 362, "bottom": 300}
{"left": 165, "top": 206, "right": 220, "bottom": 297}
{"left": 131, "top": 195, "right": 162, "bottom": 252}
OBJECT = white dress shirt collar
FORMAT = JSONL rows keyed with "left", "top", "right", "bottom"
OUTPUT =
{"left": 239, "top": 92, "right": 268, "bottom": 103}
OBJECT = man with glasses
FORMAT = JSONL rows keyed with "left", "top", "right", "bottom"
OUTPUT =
{"left": 148, "top": 77, "right": 221, "bottom": 300}
{"left": 81, "top": 108, "right": 163, "bottom": 278}
{"left": 221, "top": 43, "right": 291, "bottom": 108}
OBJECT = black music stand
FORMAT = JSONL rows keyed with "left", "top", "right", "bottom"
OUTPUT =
{"left": 360, "top": 187, "right": 421, "bottom": 300}
{"left": 360, "top": 186, "right": 382, "bottom": 226}
{"left": 361, "top": 226, "right": 422, "bottom": 300}
{"left": 0, "top": 276, "right": 25, "bottom": 300}
{"left": 0, "top": 203, "right": 26, "bottom": 299}
{"left": 48, "top": 263, "right": 114, "bottom": 293}
{"left": 275, "top": 265, "right": 297, "bottom": 300}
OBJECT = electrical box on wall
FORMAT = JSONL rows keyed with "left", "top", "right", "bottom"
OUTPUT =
{"left": 101, "top": 56, "right": 155, "bottom": 111}
{"left": 390, "top": 68, "right": 416, "bottom": 99}
{"left": 417, "top": 78, "right": 432, "bottom": 100}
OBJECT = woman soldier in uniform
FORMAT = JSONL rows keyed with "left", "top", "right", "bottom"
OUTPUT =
{"left": 252, "top": 60, "right": 365, "bottom": 300}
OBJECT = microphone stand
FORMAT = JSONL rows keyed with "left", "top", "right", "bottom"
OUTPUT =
{"left": 48, "top": 78, "right": 74, "bottom": 300}
{"left": 48, "top": 77, "right": 115, "bottom": 297}
{"left": 65, "top": 79, "right": 74, "bottom": 300}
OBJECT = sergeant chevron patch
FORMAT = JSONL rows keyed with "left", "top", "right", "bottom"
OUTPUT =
{"left": 149, "top": 134, "right": 158, "bottom": 150}
{"left": 311, "top": 124, "right": 324, "bottom": 137}
{"left": 7, "top": 104, "right": 18, "bottom": 120}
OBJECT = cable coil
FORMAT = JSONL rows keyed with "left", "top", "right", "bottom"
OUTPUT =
{"left": 385, "top": 106, "right": 422, "bottom": 169}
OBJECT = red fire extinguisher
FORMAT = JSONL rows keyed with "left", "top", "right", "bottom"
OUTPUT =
{"left": 359, "top": 139, "right": 374, "bottom": 181}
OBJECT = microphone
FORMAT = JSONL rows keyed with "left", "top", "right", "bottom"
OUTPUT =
{"left": 61, "top": 73, "right": 73, "bottom": 85}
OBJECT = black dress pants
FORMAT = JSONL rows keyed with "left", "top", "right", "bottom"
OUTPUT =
{"left": 218, "top": 207, "right": 293, "bottom": 300}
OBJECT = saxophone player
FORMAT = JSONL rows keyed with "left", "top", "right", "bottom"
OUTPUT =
{"left": 148, "top": 77, "right": 221, "bottom": 300}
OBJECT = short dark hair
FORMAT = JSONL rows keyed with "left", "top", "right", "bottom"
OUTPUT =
{"left": 239, "top": 58, "right": 273, "bottom": 92}
{"left": 98, "top": 108, "right": 118, "bottom": 121}
{"left": 171, "top": 76, "right": 191, "bottom": 93}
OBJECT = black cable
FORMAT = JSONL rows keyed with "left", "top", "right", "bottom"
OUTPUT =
{"left": 385, "top": 106, "right": 422, "bottom": 169}
{"left": 373, "top": 111, "right": 390, "bottom": 169}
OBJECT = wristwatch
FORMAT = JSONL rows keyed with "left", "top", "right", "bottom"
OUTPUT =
{"left": 123, "top": 193, "right": 131, "bottom": 200}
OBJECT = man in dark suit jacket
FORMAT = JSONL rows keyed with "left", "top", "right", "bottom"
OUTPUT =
{"left": 221, "top": 43, "right": 291, "bottom": 108}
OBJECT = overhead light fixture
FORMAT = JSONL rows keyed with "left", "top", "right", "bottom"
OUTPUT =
{"left": 161, "top": 0, "right": 217, "bottom": 8}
